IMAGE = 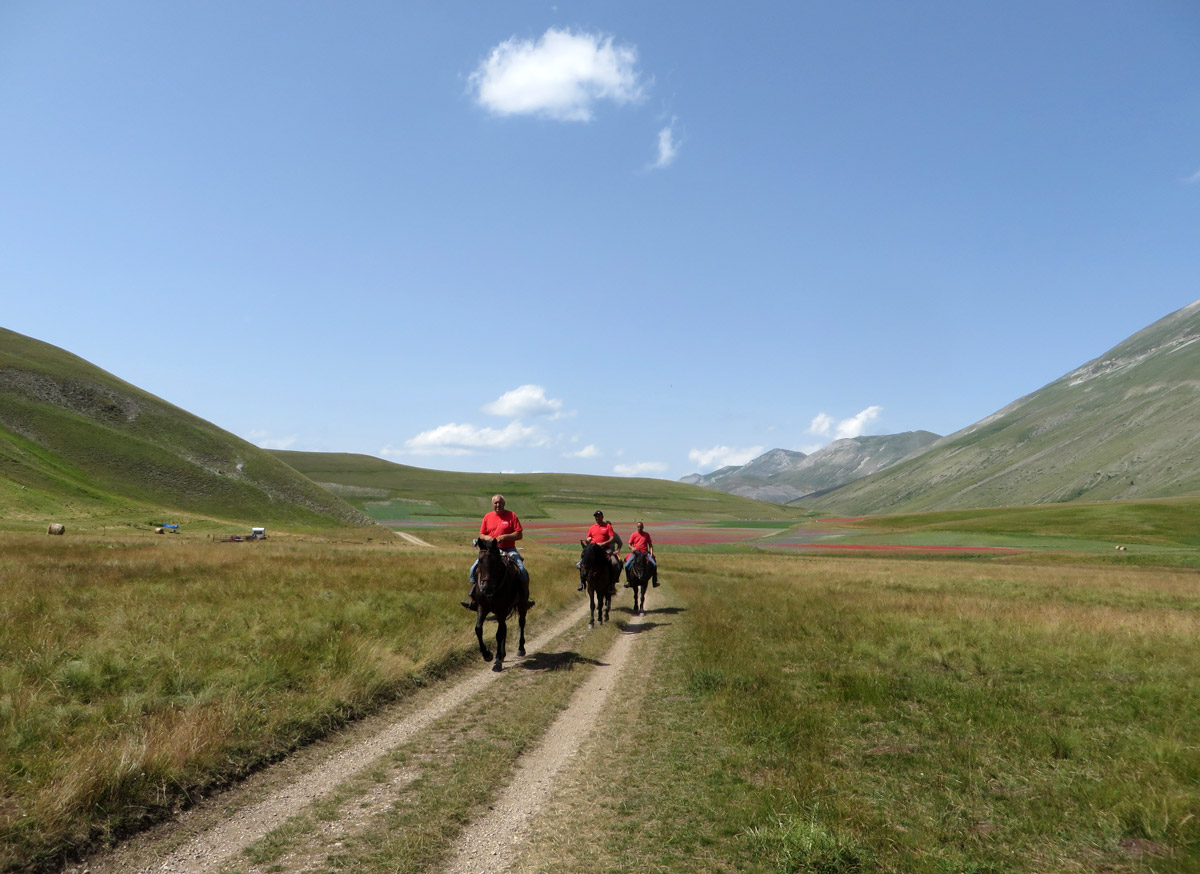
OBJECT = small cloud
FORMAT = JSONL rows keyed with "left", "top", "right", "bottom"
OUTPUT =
{"left": 651, "top": 119, "right": 680, "bottom": 169}
{"left": 808, "top": 413, "right": 835, "bottom": 437}
{"left": 388, "top": 421, "right": 548, "bottom": 456}
{"left": 470, "top": 28, "right": 644, "bottom": 122}
{"left": 482, "top": 384, "right": 564, "bottom": 418}
{"left": 1186, "top": 168, "right": 1200, "bottom": 184}
{"left": 564, "top": 444, "right": 600, "bottom": 459}
{"left": 614, "top": 461, "right": 667, "bottom": 476}
{"left": 808, "top": 406, "right": 883, "bottom": 440}
{"left": 687, "top": 445, "right": 765, "bottom": 471}
{"left": 248, "top": 430, "right": 297, "bottom": 451}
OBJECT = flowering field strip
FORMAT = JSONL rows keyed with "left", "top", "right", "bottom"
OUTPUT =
{"left": 520, "top": 520, "right": 777, "bottom": 547}
{"left": 791, "top": 542, "right": 1022, "bottom": 553}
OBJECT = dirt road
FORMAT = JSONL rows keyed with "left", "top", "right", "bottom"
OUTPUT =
{"left": 74, "top": 598, "right": 657, "bottom": 874}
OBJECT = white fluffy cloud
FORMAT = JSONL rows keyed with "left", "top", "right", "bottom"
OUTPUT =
{"left": 392, "top": 421, "right": 548, "bottom": 456}
{"left": 482, "top": 384, "right": 563, "bottom": 418}
{"left": 564, "top": 444, "right": 600, "bottom": 459}
{"left": 808, "top": 406, "right": 883, "bottom": 440}
{"left": 249, "top": 430, "right": 297, "bottom": 450}
{"left": 687, "top": 445, "right": 766, "bottom": 471}
{"left": 614, "top": 461, "right": 668, "bottom": 476}
{"left": 652, "top": 121, "right": 680, "bottom": 169}
{"left": 470, "top": 28, "right": 644, "bottom": 122}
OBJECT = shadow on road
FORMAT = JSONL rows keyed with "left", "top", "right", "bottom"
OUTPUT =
{"left": 616, "top": 605, "right": 687, "bottom": 617}
{"left": 518, "top": 651, "right": 606, "bottom": 672}
{"left": 616, "top": 620, "right": 668, "bottom": 634}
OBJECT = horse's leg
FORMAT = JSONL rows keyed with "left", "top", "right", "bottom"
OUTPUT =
{"left": 517, "top": 573, "right": 528, "bottom": 657}
{"left": 493, "top": 616, "right": 507, "bottom": 672}
{"left": 476, "top": 609, "right": 491, "bottom": 662}
{"left": 588, "top": 588, "right": 596, "bottom": 629}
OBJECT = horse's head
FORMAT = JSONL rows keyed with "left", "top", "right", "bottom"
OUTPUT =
{"left": 474, "top": 538, "right": 508, "bottom": 598}
{"left": 579, "top": 541, "right": 606, "bottom": 573}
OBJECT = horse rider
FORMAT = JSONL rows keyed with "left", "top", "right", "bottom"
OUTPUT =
{"left": 578, "top": 510, "right": 622, "bottom": 594}
{"left": 463, "top": 494, "right": 533, "bottom": 610}
{"left": 623, "top": 520, "right": 659, "bottom": 587}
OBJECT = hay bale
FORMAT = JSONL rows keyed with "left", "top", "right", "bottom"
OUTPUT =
{"left": 47, "top": 523, "right": 65, "bottom": 535}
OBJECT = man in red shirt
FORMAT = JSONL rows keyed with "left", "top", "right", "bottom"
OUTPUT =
{"left": 578, "top": 510, "right": 622, "bottom": 593}
{"left": 624, "top": 521, "right": 658, "bottom": 587}
{"left": 463, "top": 494, "right": 532, "bottom": 610}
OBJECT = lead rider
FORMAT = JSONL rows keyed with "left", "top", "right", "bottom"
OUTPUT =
{"left": 463, "top": 494, "right": 532, "bottom": 610}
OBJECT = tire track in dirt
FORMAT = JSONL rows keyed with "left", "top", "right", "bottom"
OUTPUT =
{"left": 438, "top": 612, "right": 651, "bottom": 874}
{"left": 79, "top": 603, "right": 591, "bottom": 874}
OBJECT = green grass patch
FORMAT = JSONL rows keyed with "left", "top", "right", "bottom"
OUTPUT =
{"left": 0, "top": 532, "right": 580, "bottom": 872}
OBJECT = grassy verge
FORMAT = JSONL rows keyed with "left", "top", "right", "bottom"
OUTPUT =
{"left": 0, "top": 533, "right": 578, "bottom": 872}
{"left": 228, "top": 616, "right": 621, "bottom": 874}
{"left": 516, "top": 554, "right": 1200, "bottom": 873}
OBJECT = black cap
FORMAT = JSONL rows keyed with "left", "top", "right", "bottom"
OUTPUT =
{"left": 593, "top": 510, "right": 603, "bottom": 517}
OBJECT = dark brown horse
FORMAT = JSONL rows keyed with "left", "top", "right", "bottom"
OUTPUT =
{"left": 472, "top": 539, "right": 528, "bottom": 671}
{"left": 579, "top": 540, "right": 615, "bottom": 628}
{"left": 625, "top": 551, "right": 654, "bottom": 615}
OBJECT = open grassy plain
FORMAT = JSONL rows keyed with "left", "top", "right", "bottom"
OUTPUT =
{"left": 2, "top": 499, "right": 1198, "bottom": 872}
{"left": 271, "top": 450, "right": 807, "bottom": 523}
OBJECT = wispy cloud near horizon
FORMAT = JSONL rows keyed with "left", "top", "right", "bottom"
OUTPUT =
{"left": 482, "top": 384, "right": 564, "bottom": 418}
{"left": 388, "top": 421, "right": 548, "bottom": 457}
{"left": 808, "top": 406, "right": 883, "bottom": 440}
{"left": 614, "top": 460, "right": 667, "bottom": 476}
{"left": 687, "top": 445, "right": 766, "bottom": 472}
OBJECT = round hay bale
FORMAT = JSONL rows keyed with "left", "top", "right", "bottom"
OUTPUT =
{"left": 47, "top": 523, "right": 66, "bottom": 535}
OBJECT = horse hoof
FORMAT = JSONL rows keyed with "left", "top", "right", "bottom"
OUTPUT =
{"left": 481, "top": 650, "right": 492, "bottom": 662}
{"left": 492, "top": 662, "right": 503, "bottom": 672}
{"left": 518, "top": 648, "right": 526, "bottom": 657}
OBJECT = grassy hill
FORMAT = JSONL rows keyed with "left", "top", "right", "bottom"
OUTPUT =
{"left": 272, "top": 450, "right": 808, "bottom": 522}
{"left": 809, "top": 299, "right": 1200, "bottom": 515}
{"left": 837, "top": 496, "right": 1200, "bottom": 544}
{"left": 0, "top": 328, "right": 372, "bottom": 530}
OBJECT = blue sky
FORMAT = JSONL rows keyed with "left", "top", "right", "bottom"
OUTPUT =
{"left": 3, "top": 2, "right": 1199, "bottom": 480}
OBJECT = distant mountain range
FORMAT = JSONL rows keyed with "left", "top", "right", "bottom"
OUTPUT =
{"left": 808, "top": 298, "right": 1200, "bottom": 514}
{"left": 682, "top": 300, "right": 1200, "bottom": 514}
{"left": 0, "top": 327, "right": 372, "bottom": 528}
{"left": 680, "top": 432, "right": 941, "bottom": 504}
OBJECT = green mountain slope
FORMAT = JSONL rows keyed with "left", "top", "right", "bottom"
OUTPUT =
{"left": 809, "top": 299, "right": 1200, "bottom": 515}
{"left": 0, "top": 328, "right": 371, "bottom": 528}
{"left": 273, "top": 450, "right": 806, "bottom": 522}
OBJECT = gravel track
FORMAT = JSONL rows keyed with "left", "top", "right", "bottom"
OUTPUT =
{"left": 438, "top": 611, "right": 647, "bottom": 874}
{"left": 74, "top": 601, "right": 611, "bottom": 874}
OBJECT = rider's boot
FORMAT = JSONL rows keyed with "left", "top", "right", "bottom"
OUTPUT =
{"left": 652, "top": 571, "right": 659, "bottom": 588}
{"left": 461, "top": 580, "right": 479, "bottom": 610}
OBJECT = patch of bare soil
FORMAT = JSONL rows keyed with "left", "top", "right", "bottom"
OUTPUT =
{"left": 438, "top": 613, "right": 650, "bottom": 874}
{"left": 391, "top": 530, "right": 435, "bottom": 547}
{"left": 68, "top": 600, "right": 657, "bottom": 874}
